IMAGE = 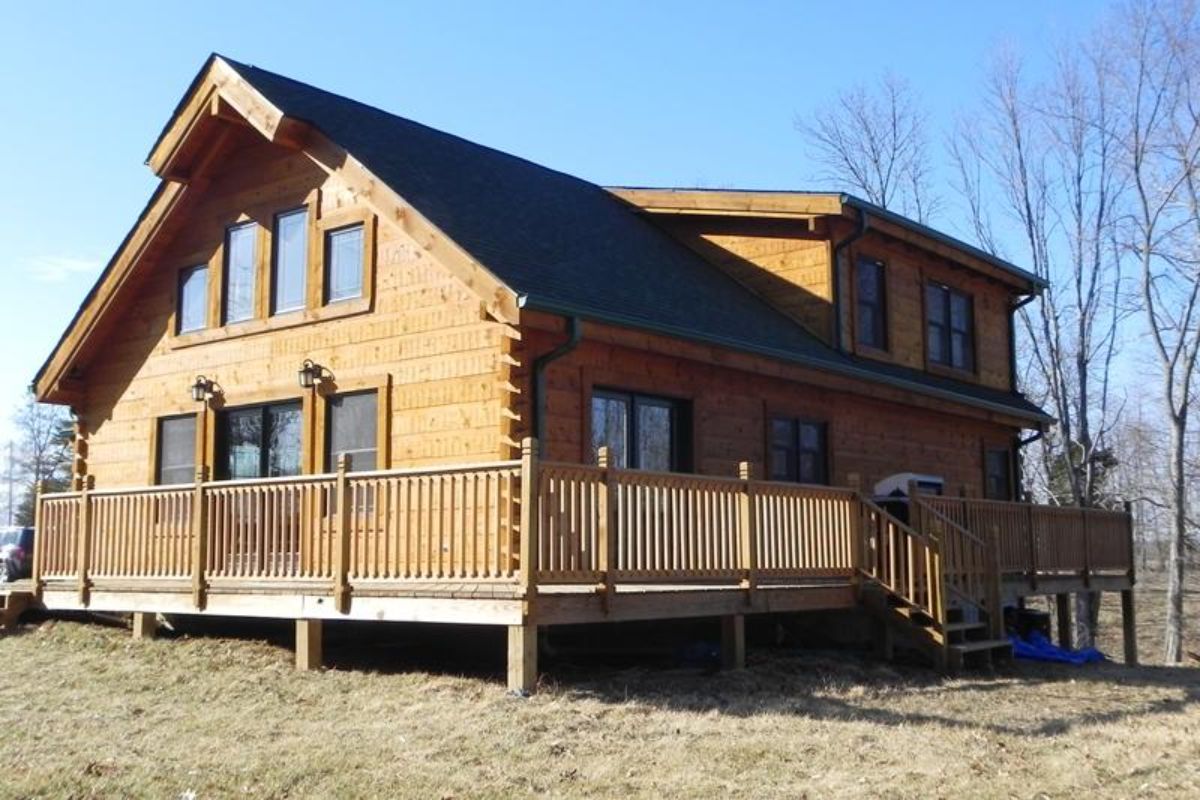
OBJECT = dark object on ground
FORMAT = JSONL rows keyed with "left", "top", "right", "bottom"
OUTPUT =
{"left": 0, "top": 527, "right": 34, "bottom": 583}
{"left": 1006, "top": 607, "right": 1052, "bottom": 640}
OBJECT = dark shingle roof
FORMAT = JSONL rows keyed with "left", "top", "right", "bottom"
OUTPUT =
{"left": 221, "top": 56, "right": 1048, "bottom": 424}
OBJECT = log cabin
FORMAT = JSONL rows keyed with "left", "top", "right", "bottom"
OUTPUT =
{"left": 12, "top": 55, "right": 1137, "bottom": 689}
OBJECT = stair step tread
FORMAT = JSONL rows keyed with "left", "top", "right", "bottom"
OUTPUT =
{"left": 951, "top": 638, "right": 1013, "bottom": 653}
{"left": 944, "top": 621, "right": 987, "bottom": 633}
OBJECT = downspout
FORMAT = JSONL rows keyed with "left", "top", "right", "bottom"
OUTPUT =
{"left": 830, "top": 207, "right": 869, "bottom": 351}
{"left": 532, "top": 316, "right": 583, "bottom": 457}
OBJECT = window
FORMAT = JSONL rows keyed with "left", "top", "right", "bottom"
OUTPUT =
{"left": 926, "top": 282, "right": 975, "bottom": 371}
{"left": 156, "top": 415, "right": 197, "bottom": 485}
{"left": 325, "top": 224, "right": 364, "bottom": 303}
{"left": 177, "top": 265, "right": 208, "bottom": 334}
{"left": 272, "top": 209, "right": 308, "bottom": 314}
{"left": 590, "top": 390, "right": 689, "bottom": 471}
{"left": 985, "top": 448, "right": 1013, "bottom": 500}
{"left": 326, "top": 391, "right": 378, "bottom": 472}
{"left": 216, "top": 401, "right": 302, "bottom": 480}
{"left": 223, "top": 222, "right": 258, "bottom": 324}
{"left": 769, "top": 418, "right": 828, "bottom": 484}
{"left": 855, "top": 258, "right": 887, "bottom": 350}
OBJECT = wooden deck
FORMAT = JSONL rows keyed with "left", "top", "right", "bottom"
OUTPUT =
{"left": 24, "top": 439, "right": 1137, "bottom": 689}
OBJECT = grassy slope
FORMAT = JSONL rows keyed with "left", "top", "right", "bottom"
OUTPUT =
{"left": 0, "top": 575, "right": 1197, "bottom": 799}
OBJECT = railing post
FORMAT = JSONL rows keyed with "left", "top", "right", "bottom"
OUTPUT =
{"left": 76, "top": 475, "right": 94, "bottom": 607}
{"left": 738, "top": 461, "right": 757, "bottom": 602}
{"left": 847, "top": 473, "right": 864, "bottom": 583}
{"left": 1080, "top": 508, "right": 1092, "bottom": 588}
{"left": 191, "top": 466, "right": 209, "bottom": 610}
{"left": 988, "top": 524, "right": 1004, "bottom": 639}
{"left": 333, "top": 455, "right": 351, "bottom": 614}
{"left": 1025, "top": 503, "right": 1038, "bottom": 591}
{"left": 31, "top": 480, "right": 46, "bottom": 596}
{"left": 597, "top": 446, "right": 616, "bottom": 611}
{"left": 518, "top": 437, "right": 539, "bottom": 601}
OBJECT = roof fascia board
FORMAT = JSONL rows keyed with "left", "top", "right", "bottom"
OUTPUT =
{"left": 521, "top": 296, "right": 1051, "bottom": 427}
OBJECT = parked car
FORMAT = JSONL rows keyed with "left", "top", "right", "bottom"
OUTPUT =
{"left": 0, "top": 527, "right": 34, "bottom": 583}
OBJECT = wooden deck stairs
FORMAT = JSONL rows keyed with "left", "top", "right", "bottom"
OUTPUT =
{"left": 858, "top": 498, "right": 1012, "bottom": 673}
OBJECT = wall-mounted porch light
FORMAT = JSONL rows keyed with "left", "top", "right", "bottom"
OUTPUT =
{"left": 190, "top": 375, "right": 218, "bottom": 403}
{"left": 298, "top": 359, "right": 330, "bottom": 389}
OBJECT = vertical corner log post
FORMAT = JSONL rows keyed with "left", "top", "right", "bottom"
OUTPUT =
{"left": 597, "top": 446, "right": 616, "bottom": 612}
{"left": 720, "top": 614, "right": 746, "bottom": 670}
{"left": 1055, "top": 593, "right": 1072, "bottom": 649}
{"left": 1080, "top": 507, "right": 1092, "bottom": 589}
{"left": 1026, "top": 503, "right": 1039, "bottom": 591}
{"left": 509, "top": 437, "right": 539, "bottom": 693}
{"left": 737, "top": 461, "right": 757, "bottom": 604}
{"left": 988, "top": 523, "right": 1005, "bottom": 639}
{"left": 76, "top": 475, "right": 94, "bottom": 607}
{"left": 31, "top": 479, "right": 47, "bottom": 596}
{"left": 191, "top": 466, "right": 209, "bottom": 610}
{"left": 333, "top": 454, "right": 351, "bottom": 614}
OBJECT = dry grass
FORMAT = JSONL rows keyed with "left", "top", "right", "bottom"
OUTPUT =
{"left": 1, "top": 575, "right": 1198, "bottom": 799}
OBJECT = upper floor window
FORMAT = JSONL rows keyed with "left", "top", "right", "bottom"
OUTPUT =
{"left": 177, "top": 264, "right": 208, "bottom": 334}
{"left": 156, "top": 414, "right": 197, "bottom": 485}
{"left": 591, "top": 390, "right": 689, "bottom": 472}
{"left": 326, "top": 224, "right": 364, "bottom": 303}
{"left": 272, "top": 209, "right": 308, "bottom": 315}
{"left": 855, "top": 258, "right": 887, "bottom": 350}
{"left": 926, "top": 282, "right": 974, "bottom": 372}
{"left": 769, "top": 418, "right": 828, "bottom": 484}
{"left": 223, "top": 221, "right": 258, "bottom": 324}
{"left": 326, "top": 391, "right": 378, "bottom": 472}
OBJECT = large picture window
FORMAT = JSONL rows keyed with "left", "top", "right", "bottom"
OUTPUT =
{"left": 926, "top": 282, "right": 975, "bottom": 371}
{"left": 855, "top": 258, "right": 887, "bottom": 350}
{"left": 216, "top": 401, "right": 302, "bottom": 480}
{"left": 156, "top": 414, "right": 197, "bottom": 485}
{"left": 769, "top": 418, "right": 828, "bottom": 484}
{"left": 325, "top": 224, "right": 364, "bottom": 303}
{"left": 272, "top": 208, "right": 308, "bottom": 315}
{"left": 177, "top": 264, "right": 208, "bottom": 334}
{"left": 590, "top": 390, "right": 689, "bottom": 472}
{"left": 326, "top": 391, "right": 378, "bottom": 472}
{"left": 223, "top": 221, "right": 258, "bottom": 324}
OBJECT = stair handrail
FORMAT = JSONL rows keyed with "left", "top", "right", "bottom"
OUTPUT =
{"left": 856, "top": 494, "right": 944, "bottom": 628}
{"left": 912, "top": 497, "right": 1003, "bottom": 637}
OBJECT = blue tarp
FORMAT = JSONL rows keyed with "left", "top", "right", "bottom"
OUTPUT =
{"left": 1009, "top": 630, "right": 1106, "bottom": 665}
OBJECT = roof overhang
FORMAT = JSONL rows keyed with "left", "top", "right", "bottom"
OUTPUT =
{"left": 607, "top": 187, "right": 1046, "bottom": 294}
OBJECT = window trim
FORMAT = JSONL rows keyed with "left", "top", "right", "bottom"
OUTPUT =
{"left": 767, "top": 416, "right": 830, "bottom": 485}
{"left": 589, "top": 388, "right": 692, "bottom": 472}
{"left": 154, "top": 413, "right": 199, "bottom": 486}
{"left": 925, "top": 281, "right": 976, "bottom": 373}
{"left": 222, "top": 220, "right": 260, "bottom": 326}
{"left": 315, "top": 375, "right": 392, "bottom": 473}
{"left": 176, "top": 264, "right": 209, "bottom": 335}
{"left": 854, "top": 257, "right": 888, "bottom": 352}
{"left": 270, "top": 207, "right": 311, "bottom": 316}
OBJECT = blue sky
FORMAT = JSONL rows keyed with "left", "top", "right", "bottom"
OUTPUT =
{"left": 0, "top": 0, "right": 1107, "bottom": 443}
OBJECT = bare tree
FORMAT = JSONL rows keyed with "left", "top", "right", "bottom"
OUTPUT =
{"left": 12, "top": 391, "right": 73, "bottom": 526}
{"left": 798, "top": 73, "right": 939, "bottom": 222}
{"left": 1112, "top": 0, "right": 1200, "bottom": 663}
{"left": 950, "top": 49, "right": 1128, "bottom": 646}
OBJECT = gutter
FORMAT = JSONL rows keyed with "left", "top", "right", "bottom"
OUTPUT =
{"left": 519, "top": 297, "right": 1053, "bottom": 426}
{"left": 531, "top": 315, "right": 583, "bottom": 456}
{"left": 830, "top": 207, "right": 869, "bottom": 351}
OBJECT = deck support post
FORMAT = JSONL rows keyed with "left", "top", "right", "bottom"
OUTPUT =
{"left": 295, "top": 619, "right": 323, "bottom": 671}
{"left": 131, "top": 612, "right": 158, "bottom": 640}
{"left": 1121, "top": 589, "right": 1138, "bottom": 666}
{"left": 720, "top": 614, "right": 746, "bottom": 670}
{"left": 507, "top": 623, "right": 538, "bottom": 693}
{"left": 1054, "top": 593, "right": 1072, "bottom": 649}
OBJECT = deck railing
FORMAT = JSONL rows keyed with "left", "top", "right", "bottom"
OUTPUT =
{"left": 32, "top": 438, "right": 1135, "bottom": 611}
